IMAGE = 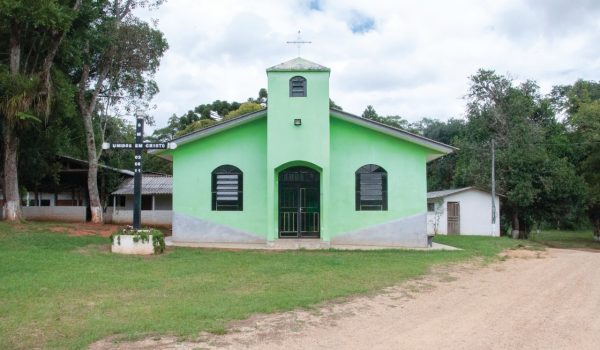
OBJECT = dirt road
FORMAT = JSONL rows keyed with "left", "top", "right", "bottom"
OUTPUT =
{"left": 91, "top": 248, "right": 600, "bottom": 349}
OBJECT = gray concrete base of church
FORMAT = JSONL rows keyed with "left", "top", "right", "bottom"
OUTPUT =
{"left": 172, "top": 212, "right": 266, "bottom": 244}
{"left": 331, "top": 213, "right": 428, "bottom": 248}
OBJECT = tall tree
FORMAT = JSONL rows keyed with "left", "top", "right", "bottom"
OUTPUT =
{"left": 73, "top": 0, "right": 167, "bottom": 223}
{"left": 0, "top": 0, "right": 82, "bottom": 221}
{"left": 552, "top": 80, "right": 600, "bottom": 238}
{"left": 455, "top": 70, "right": 583, "bottom": 238}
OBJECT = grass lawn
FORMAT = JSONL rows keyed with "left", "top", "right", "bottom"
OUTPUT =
{"left": 0, "top": 222, "right": 538, "bottom": 349}
{"left": 529, "top": 229, "right": 600, "bottom": 250}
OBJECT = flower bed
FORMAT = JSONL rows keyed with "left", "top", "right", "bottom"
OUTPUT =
{"left": 110, "top": 227, "right": 165, "bottom": 255}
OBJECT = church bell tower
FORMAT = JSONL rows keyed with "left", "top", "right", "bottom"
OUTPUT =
{"left": 265, "top": 57, "right": 331, "bottom": 242}
{"left": 265, "top": 57, "right": 331, "bottom": 168}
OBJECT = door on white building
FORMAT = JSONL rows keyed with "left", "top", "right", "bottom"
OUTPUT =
{"left": 447, "top": 202, "right": 460, "bottom": 235}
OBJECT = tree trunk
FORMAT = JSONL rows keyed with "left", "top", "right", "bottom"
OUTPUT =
{"left": 591, "top": 210, "right": 600, "bottom": 241}
{"left": 82, "top": 110, "right": 103, "bottom": 223}
{"left": 78, "top": 58, "right": 106, "bottom": 225}
{"left": 2, "top": 123, "right": 22, "bottom": 222}
{"left": 511, "top": 211, "right": 520, "bottom": 239}
{"left": 9, "top": 20, "right": 20, "bottom": 74}
{"left": 2, "top": 2, "right": 81, "bottom": 223}
{"left": 3, "top": 20, "right": 23, "bottom": 222}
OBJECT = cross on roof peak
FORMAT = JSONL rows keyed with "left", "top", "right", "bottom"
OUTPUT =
{"left": 286, "top": 30, "right": 312, "bottom": 57}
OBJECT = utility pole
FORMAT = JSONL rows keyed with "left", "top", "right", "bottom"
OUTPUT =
{"left": 491, "top": 139, "right": 496, "bottom": 236}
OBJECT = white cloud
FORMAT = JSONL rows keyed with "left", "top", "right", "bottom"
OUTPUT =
{"left": 138, "top": 0, "right": 600, "bottom": 130}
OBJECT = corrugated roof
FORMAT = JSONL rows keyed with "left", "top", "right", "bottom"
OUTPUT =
{"left": 266, "top": 57, "right": 330, "bottom": 72}
{"left": 112, "top": 175, "right": 172, "bottom": 195}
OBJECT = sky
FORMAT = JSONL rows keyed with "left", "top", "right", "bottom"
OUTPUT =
{"left": 138, "top": 0, "right": 600, "bottom": 130}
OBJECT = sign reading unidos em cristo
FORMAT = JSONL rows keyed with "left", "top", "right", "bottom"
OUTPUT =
{"left": 103, "top": 115, "right": 176, "bottom": 230}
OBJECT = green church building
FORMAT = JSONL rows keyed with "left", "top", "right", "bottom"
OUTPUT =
{"left": 153, "top": 57, "right": 455, "bottom": 247}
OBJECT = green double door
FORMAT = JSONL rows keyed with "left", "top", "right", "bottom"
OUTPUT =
{"left": 278, "top": 166, "right": 320, "bottom": 238}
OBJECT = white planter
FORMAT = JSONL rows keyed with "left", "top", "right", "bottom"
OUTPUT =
{"left": 111, "top": 234, "right": 154, "bottom": 255}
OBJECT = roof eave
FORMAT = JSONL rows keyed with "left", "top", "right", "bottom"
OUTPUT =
{"left": 266, "top": 68, "right": 331, "bottom": 73}
{"left": 266, "top": 57, "right": 331, "bottom": 72}
{"left": 149, "top": 108, "right": 268, "bottom": 156}
{"left": 329, "top": 109, "right": 457, "bottom": 159}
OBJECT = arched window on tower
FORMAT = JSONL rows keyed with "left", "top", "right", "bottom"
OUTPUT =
{"left": 212, "top": 165, "right": 243, "bottom": 211}
{"left": 355, "top": 164, "right": 388, "bottom": 211}
{"left": 289, "top": 76, "right": 307, "bottom": 97}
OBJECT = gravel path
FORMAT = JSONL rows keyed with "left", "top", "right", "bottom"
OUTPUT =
{"left": 90, "top": 248, "right": 600, "bottom": 350}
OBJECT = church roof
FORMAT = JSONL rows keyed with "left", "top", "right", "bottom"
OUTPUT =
{"left": 329, "top": 109, "right": 456, "bottom": 161}
{"left": 151, "top": 107, "right": 456, "bottom": 162}
{"left": 267, "top": 57, "right": 330, "bottom": 72}
{"left": 151, "top": 108, "right": 268, "bottom": 154}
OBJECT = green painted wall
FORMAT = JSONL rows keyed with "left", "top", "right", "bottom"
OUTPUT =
{"left": 172, "top": 118, "right": 268, "bottom": 237}
{"left": 168, "top": 59, "right": 440, "bottom": 244}
{"left": 328, "top": 117, "right": 429, "bottom": 237}
{"left": 266, "top": 70, "right": 331, "bottom": 241}
{"left": 171, "top": 113, "right": 431, "bottom": 241}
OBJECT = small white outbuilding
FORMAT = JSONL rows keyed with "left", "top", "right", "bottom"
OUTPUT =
{"left": 427, "top": 187, "right": 500, "bottom": 237}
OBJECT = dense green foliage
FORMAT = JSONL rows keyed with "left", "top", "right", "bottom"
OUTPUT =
{"left": 0, "top": 222, "right": 539, "bottom": 349}
{"left": 0, "top": 0, "right": 86, "bottom": 220}
{"left": 360, "top": 73, "right": 598, "bottom": 237}
{"left": 454, "top": 71, "right": 586, "bottom": 237}
{"left": 0, "top": 0, "right": 171, "bottom": 215}
{"left": 551, "top": 80, "right": 600, "bottom": 238}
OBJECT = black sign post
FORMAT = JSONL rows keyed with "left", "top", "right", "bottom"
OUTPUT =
{"left": 103, "top": 115, "right": 176, "bottom": 230}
